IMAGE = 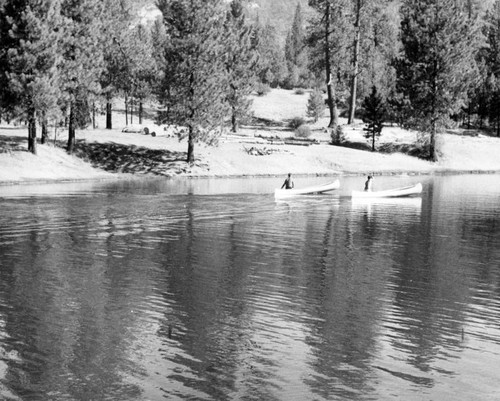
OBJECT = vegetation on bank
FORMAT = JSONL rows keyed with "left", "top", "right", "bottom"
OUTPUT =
{"left": 1, "top": 0, "right": 500, "bottom": 168}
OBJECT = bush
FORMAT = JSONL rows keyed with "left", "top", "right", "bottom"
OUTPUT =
{"left": 295, "top": 124, "right": 312, "bottom": 138}
{"left": 331, "top": 125, "right": 346, "bottom": 145}
{"left": 255, "top": 82, "right": 270, "bottom": 97}
{"left": 294, "top": 88, "right": 306, "bottom": 95}
{"left": 288, "top": 116, "right": 306, "bottom": 130}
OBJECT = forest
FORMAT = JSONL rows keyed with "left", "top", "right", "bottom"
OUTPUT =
{"left": 1, "top": 0, "right": 500, "bottom": 163}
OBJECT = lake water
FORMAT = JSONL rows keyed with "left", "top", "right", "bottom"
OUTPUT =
{"left": 0, "top": 174, "right": 499, "bottom": 401}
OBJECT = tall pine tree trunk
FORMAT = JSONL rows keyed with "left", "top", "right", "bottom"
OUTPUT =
{"left": 187, "top": 125, "right": 195, "bottom": 164}
{"left": 106, "top": 101, "right": 112, "bottom": 129}
{"left": 41, "top": 112, "right": 48, "bottom": 144}
{"left": 430, "top": 118, "right": 437, "bottom": 162}
{"left": 324, "top": 2, "right": 338, "bottom": 129}
{"left": 467, "top": 102, "right": 471, "bottom": 129}
{"left": 497, "top": 107, "right": 500, "bottom": 137}
{"left": 125, "top": 96, "right": 128, "bottom": 126}
{"left": 348, "top": 0, "right": 361, "bottom": 125}
{"left": 130, "top": 98, "right": 134, "bottom": 124}
{"left": 67, "top": 103, "right": 76, "bottom": 153}
{"left": 231, "top": 105, "right": 237, "bottom": 133}
{"left": 28, "top": 108, "right": 37, "bottom": 155}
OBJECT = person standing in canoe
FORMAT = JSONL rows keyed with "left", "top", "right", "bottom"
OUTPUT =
{"left": 281, "top": 173, "right": 294, "bottom": 189}
{"left": 364, "top": 175, "right": 373, "bottom": 191}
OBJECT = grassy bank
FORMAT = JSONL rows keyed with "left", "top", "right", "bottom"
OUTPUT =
{"left": 1, "top": 89, "right": 500, "bottom": 185}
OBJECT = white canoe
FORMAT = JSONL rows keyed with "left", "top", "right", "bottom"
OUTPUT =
{"left": 274, "top": 179, "right": 340, "bottom": 199}
{"left": 351, "top": 182, "right": 422, "bottom": 198}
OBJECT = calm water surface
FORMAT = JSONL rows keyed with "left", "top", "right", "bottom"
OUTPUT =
{"left": 0, "top": 175, "right": 499, "bottom": 401}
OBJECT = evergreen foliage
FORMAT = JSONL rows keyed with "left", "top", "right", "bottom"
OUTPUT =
{"left": 331, "top": 125, "right": 346, "bottom": 145}
{"left": 126, "top": 24, "right": 157, "bottom": 125}
{"left": 349, "top": 0, "right": 399, "bottom": 122}
{"left": 308, "top": 0, "right": 351, "bottom": 129}
{"left": 225, "top": 0, "right": 259, "bottom": 133}
{"left": 289, "top": 116, "right": 306, "bottom": 130}
{"left": 255, "top": 23, "right": 288, "bottom": 87}
{"left": 362, "top": 85, "right": 386, "bottom": 151}
{"left": 482, "top": 0, "right": 500, "bottom": 135}
{"left": 60, "top": 0, "right": 106, "bottom": 153}
{"left": 284, "top": 3, "right": 308, "bottom": 88}
{"left": 157, "top": 0, "right": 231, "bottom": 164}
{"left": 99, "top": 0, "right": 135, "bottom": 129}
{"left": 306, "top": 88, "right": 325, "bottom": 122}
{"left": 295, "top": 124, "right": 312, "bottom": 138}
{"left": 0, "top": 0, "right": 63, "bottom": 154}
{"left": 395, "top": 0, "right": 482, "bottom": 161}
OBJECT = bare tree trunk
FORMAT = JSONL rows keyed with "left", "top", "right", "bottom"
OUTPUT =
{"left": 231, "top": 105, "right": 237, "bottom": 133}
{"left": 324, "top": 2, "right": 338, "bottom": 130}
{"left": 430, "top": 119, "right": 436, "bottom": 162}
{"left": 28, "top": 108, "right": 37, "bottom": 155}
{"left": 348, "top": 0, "right": 361, "bottom": 125}
{"left": 41, "top": 112, "right": 48, "bottom": 144}
{"left": 67, "top": 103, "right": 76, "bottom": 153}
{"left": 92, "top": 102, "right": 96, "bottom": 129}
{"left": 139, "top": 101, "right": 143, "bottom": 125}
{"left": 467, "top": 102, "right": 471, "bottom": 129}
{"left": 131, "top": 98, "right": 134, "bottom": 124}
{"left": 187, "top": 126, "right": 195, "bottom": 164}
{"left": 125, "top": 96, "right": 128, "bottom": 126}
{"left": 497, "top": 107, "right": 500, "bottom": 137}
{"left": 106, "top": 100, "right": 112, "bottom": 129}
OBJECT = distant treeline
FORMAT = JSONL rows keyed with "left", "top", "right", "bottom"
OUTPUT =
{"left": 1, "top": 0, "right": 499, "bottom": 162}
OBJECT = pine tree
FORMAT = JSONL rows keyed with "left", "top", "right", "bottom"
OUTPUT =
{"left": 132, "top": 25, "right": 157, "bottom": 125}
{"left": 157, "top": 0, "right": 231, "bottom": 164}
{"left": 255, "top": 23, "right": 288, "bottom": 87}
{"left": 347, "top": 0, "right": 394, "bottom": 124}
{"left": 59, "top": 0, "right": 106, "bottom": 153}
{"left": 347, "top": 0, "right": 363, "bottom": 125}
{"left": 114, "top": 23, "right": 157, "bottom": 126}
{"left": 0, "top": 0, "right": 62, "bottom": 154}
{"left": 482, "top": 0, "right": 500, "bottom": 134}
{"left": 284, "top": 3, "right": 307, "bottom": 88}
{"left": 362, "top": 85, "right": 386, "bottom": 151}
{"left": 99, "top": 0, "right": 134, "bottom": 130}
{"left": 362, "top": 2, "right": 400, "bottom": 101}
{"left": 308, "top": 0, "right": 351, "bottom": 129}
{"left": 395, "top": 0, "right": 482, "bottom": 161}
{"left": 225, "top": 0, "right": 259, "bottom": 133}
{"left": 306, "top": 88, "right": 325, "bottom": 122}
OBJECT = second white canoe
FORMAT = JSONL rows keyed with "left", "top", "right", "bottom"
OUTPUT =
{"left": 351, "top": 183, "right": 423, "bottom": 198}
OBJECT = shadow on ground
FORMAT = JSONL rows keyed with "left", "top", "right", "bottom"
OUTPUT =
{"left": 73, "top": 140, "right": 204, "bottom": 176}
{"left": 0, "top": 135, "right": 28, "bottom": 152}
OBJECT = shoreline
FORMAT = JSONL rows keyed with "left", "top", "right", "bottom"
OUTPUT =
{"left": 2, "top": 89, "right": 500, "bottom": 186}
{"left": 1, "top": 164, "right": 499, "bottom": 188}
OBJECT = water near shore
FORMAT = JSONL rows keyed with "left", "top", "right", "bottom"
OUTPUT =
{"left": 0, "top": 175, "right": 499, "bottom": 400}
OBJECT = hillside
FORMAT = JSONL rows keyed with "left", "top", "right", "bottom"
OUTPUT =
{"left": 249, "top": 0, "right": 312, "bottom": 42}
{"left": 134, "top": 0, "right": 312, "bottom": 44}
